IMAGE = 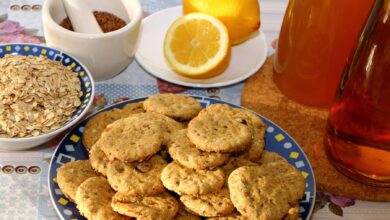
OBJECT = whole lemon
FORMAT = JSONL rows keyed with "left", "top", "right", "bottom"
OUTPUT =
{"left": 183, "top": 0, "right": 261, "bottom": 45}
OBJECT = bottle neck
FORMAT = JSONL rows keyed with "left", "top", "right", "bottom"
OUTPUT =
{"left": 356, "top": 0, "right": 384, "bottom": 54}
{"left": 338, "top": 0, "right": 385, "bottom": 92}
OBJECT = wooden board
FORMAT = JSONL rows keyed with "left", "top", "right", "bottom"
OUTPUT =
{"left": 241, "top": 57, "right": 390, "bottom": 201}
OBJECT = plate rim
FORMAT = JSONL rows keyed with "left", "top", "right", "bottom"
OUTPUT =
{"left": 135, "top": 6, "right": 268, "bottom": 88}
{"left": 48, "top": 95, "right": 316, "bottom": 220}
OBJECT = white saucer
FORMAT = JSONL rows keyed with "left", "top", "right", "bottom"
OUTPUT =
{"left": 135, "top": 6, "right": 268, "bottom": 88}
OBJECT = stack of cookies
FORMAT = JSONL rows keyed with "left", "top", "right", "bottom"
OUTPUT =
{"left": 56, "top": 93, "right": 306, "bottom": 220}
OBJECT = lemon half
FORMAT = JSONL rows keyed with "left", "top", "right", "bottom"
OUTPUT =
{"left": 164, "top": 13, "right": 231, "bottom": 79}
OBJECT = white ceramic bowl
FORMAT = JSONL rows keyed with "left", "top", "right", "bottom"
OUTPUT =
{"left": 0, "top": 44, "right": 95, "bottom": 151}
{"left": 42, "top": 0, "right": 143, "bottom": 81}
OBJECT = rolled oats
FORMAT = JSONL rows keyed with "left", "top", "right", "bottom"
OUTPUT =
{"left": 0, "top": 55, "right": 82, "bottom": 138}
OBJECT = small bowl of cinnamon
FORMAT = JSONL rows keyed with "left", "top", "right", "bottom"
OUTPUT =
{"left": 42, "top": 0, "right": 143, "bottom": 81}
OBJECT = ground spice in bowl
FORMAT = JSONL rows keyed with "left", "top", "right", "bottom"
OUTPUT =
{"left": 59, "top": 11, "right": 126, "bottom": 33}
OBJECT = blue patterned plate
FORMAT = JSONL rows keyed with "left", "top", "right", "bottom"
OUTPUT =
{"left": 48, "top": 96, "right": 316, "bottom": 220}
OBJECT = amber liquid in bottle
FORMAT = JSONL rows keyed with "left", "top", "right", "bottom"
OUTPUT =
{"left": 273, "top": 0, "right": 374, "bottom": 107}
{"left": 325, "top": 0, "right": 390, "bottom": 186}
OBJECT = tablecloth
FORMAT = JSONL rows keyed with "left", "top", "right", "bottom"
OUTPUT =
{"left": 0, "top": 0, "right": 389, "bottom": 219}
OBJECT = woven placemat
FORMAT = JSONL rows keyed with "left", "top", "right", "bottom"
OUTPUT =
{"left": 241, "top": 57, "right": 390, "bottom": 201}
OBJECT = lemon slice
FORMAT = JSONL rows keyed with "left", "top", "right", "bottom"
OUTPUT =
{"left": 164, "top": 13, "right": 231, "bottom": 79}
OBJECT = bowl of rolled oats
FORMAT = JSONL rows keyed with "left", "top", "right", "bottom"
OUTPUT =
{"left": 0, "top": 44, "right": 94, "bottom": 150}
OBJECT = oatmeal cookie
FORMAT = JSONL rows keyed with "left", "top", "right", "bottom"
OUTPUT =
{"left": 168, "top": 129, "right": 230, "bottom": 170}
{"left": 199, "top": 104, "right": 266, "bottom": 161}
{"left": 99, "top": 113, "right": 164, "bottom": 162}
{"left": 82, "top": 108, "right": 123, "bottom": 151}
{"left": 89, "top": 141, "right": 110, "bottom": 176}
{"left": 174, "top": 202, "right": 201, "bottom": 220}
{"left": 221, "top": 157, "right": 257, "bottom": 180}
{"left": 257, "top": 153, "right": 306, "bottom": 203}
{"left": 75, "top": 176, "right": 126, "bottom": 220}
{"left": 180, "top": 188, "right": 235, "bottom": 217}
{"left": 187, "top": 113, "right": 252, "bottom": 153}
{"left": 149, "top": 112, "right": 185, "bottom": 145}
{"left": 234, "top": 109, "right": 266, "bottom": 162}
{"left": 121, "top": 101, "right": 145, "bottom": 114}
{"left": 228, "top": 166, "right": 291, "bottom": 219}
{"left": 107, "top": 155, "right": 167, "bottom": 196}
{"left": 57, "top": 160, "right": 97, "bottom": 201}
{"left": 161, "top": 161, "right": 225, "bottom": 195}
{"left": 207, "top": 213, "right": 246, "bottom": 220}
{"left": 144, "top": 93, "right": 202, "bottom": 121}
{"left": 258, "top": 150, "right": 287, "bottom": 164}
{"left": 112, "top": 191, "right": 179, "bottom": 220}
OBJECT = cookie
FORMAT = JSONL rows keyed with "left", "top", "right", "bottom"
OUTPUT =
{"left": 107, "top": 155, "right": 167, "bottom": 196}
{"left": 221, "top": 157, "right": 257, "bottom": 180}
{"left": 99, "top": 113, "right": 164, "bottom": 162}
{"left": 82, "top": 108, "right": 123, "bottom": 151}
{"left": 161, "top": 161, "right": 225, "bottom": 195}
{"left": 150, "top": 112, "right": 185, "bottom": 145}
{"left": 234, "top": 109, "right": 266, "bottom": 162}
{"left": 89, "top": 141, "right": 110, "bottom": 176}
{"left": 144, "top": 93, "right": 202, "bottom": 121}
{"left": 174, "top": 203, "right": 202, "bottom": 220}
{"left": 258, "top": 150, "right": 287, "bottom": 164}
{"left": 106, "top": 111, "right": 182, "bottom": 149}
{"left": 95, "top": 206, "right": 129, "bottom": 220}
{"left": 168, "top": 129, "right": 230, "bottom": 170}
{"left": 258, "top": 156, "right": 306, "bottom": 203}
{"left": 57, "top": 160, "right": 97, "bottom": 201}
{"left": 198, "top": 104, "right": 233, "bottom": 116}
{"left": 75, "top": 176, "right": 125, "bottom": 220}
{"left": 228, "top": 166, "right": 291, "bottom": 219}
{"left": 175, "top": 216, "right": 202, "bottom": 220}
{"left": 198, "top": 105, "right": 254, "bottom": 126}
{"left": 187, "top": 113, "right": 252, "bottom": 153}
{"left": 207, "top": 213, "right": 246, "bottom": 220}
{"left": 121, "top": 101, "right": 145, "bottom": 114}
{"left": 112, "top": 191, "right": 179, "bottom": 220}
{"left": 200, "top": 105, "right": 266, "bottom": 161}
{"left": 180, "top": 188, "right": 235, "bottom": 217}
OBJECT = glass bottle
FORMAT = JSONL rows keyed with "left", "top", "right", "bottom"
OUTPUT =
{"left": 273, "top": 0, "right": 374, "bottom": 107}
{"left": 325, "top": 0, "right": 390, "bottom": 187}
